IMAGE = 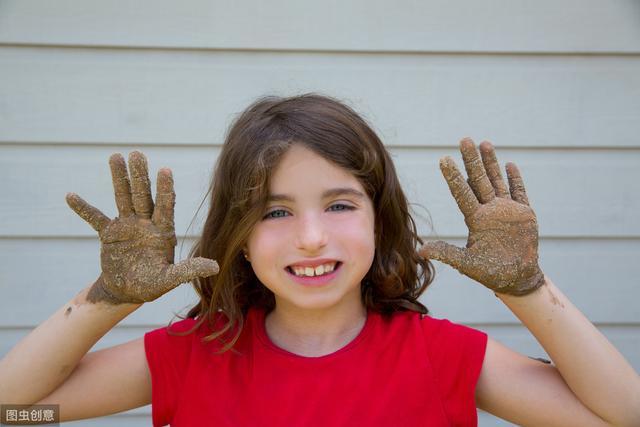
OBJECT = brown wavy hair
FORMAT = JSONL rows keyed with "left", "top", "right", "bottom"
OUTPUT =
{"left": 170, "top": 93, "right": 434, "bottom": 352}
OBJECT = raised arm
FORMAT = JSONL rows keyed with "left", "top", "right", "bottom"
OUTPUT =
{"left": 420, "top": 138, "right": 640, "bottom": 426}
{"left": 0, "top": 152, "right": 218, "bottom": 420}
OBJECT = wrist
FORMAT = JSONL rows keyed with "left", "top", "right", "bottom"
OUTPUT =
{"left": 75, "top": 277, "right": 144, "bottom": 310}
{"left": 494, "top": 270, "right": 547, "bottom": 298}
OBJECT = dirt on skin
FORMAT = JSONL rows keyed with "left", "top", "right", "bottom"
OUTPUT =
{"left": 65, "top": 151, "right": 219, "bottom": 305}
{"left": 545, "top": 283, "right": 566, "bottom": 308}
{"left": 420, "top": 138, "right": 545, "bottom": 296}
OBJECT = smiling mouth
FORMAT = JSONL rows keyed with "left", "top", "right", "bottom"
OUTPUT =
{"left": 286, "top": 262, "right": 342, "bottom": 278}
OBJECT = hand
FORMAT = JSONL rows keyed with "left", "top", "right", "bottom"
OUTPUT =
{"left": 420, "top": 138, "right": 545, "bottom": 296}
{"left": 66, "top": 151, "right": 219, "bottom": 304}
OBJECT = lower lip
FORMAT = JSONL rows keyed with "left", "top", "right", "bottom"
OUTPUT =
{"left": 285, "top": 263, "right": 342, "bottom": 286}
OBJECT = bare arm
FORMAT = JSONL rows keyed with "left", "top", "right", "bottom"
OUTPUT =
{"left": 0, "top": 151, "right": 218, "bottom": 419}
{"left": 0, "top": 286, "right": 142, "bottom": 404}
{"left": 476, "top": 278, "right": 640, "bottom": 426}
{"left": 421, "top": 139, "right": 640, "bottom": 426}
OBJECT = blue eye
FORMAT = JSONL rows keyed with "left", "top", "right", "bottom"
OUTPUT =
{"left": 263, "top": 209, "right": 289, "bottom": 219}
{"left": 263, "top": 204, "right": 355, "bottom": 220}
{"left": 329, "top": 203, "right": 355, "bottom": 212}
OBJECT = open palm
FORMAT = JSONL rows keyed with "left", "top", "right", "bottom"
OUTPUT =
{"left": 420, "top": 139, "right": 545, "bottom": 296}
{"left": 66, "top": 151, "right": 219, "bottom": 304}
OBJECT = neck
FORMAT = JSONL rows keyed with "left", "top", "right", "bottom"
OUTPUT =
{"left": 264, "top": 299, "right": 368, "bottom": 357}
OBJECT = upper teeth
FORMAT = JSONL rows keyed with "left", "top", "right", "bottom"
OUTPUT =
{"left": 291, "top": 262, "right": 337, "bottom": 277}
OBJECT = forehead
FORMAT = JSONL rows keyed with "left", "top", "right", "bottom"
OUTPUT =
{"left": 269, "top": 144, "right": 363, "bottom": 192}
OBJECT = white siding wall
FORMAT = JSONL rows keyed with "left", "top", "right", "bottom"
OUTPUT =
{"left": 1, "top": 1, "right": 638, "bottom": 425}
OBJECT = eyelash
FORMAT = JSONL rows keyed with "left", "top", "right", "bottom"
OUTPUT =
{"left": 263, "top": 203, "right": 355, "bottom": 220}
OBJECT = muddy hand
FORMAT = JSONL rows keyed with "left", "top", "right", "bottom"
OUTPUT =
{"left": 65, "top": 151, "right": 219, "bottom": 305}
{"left": 420, "top": 138, "right": 545, "bottom": 296}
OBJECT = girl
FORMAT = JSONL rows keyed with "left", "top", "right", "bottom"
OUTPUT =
{"left": 0, "top": 94, "right": 638, "bottom": 426}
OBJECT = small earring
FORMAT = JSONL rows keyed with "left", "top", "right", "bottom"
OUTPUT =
{"left": 243, "top": 252, "right": 250, "bottom": 262}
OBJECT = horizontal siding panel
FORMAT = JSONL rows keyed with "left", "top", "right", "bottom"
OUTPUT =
{"left": 478, "top": 411, "right": 514, "bottom": 426}
{"left": 0, "top": 47, "right": 639, "bottom": 147}
{"left": 0, "top": 238, "right": 637, "bottom": 325}
{"left": 0, "top": 1, "right": 639, "bottom": 52}
{"left": 63, "top": 414, "right": 151, "bottom": 426}
{"left": 0, "top": 238, "right": 199, "bottom": 326}
{"left": 1, "top": 145, "right": 638, "bottom": 237}
{"left": 424, "top": 239, "right": 640, "bottom": 324}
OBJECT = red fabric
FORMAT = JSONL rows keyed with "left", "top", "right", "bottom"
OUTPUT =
{"left": 144, "top": 307, "right": 487, "bottom": 426}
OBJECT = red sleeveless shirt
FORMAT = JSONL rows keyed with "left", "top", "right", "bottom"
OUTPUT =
{"left": 144, "top": 307, "right": 487, "bottom": 426}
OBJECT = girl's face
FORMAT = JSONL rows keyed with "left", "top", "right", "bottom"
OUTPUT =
{"left": 246, "top": 144, "right": 376, "bottom": 314}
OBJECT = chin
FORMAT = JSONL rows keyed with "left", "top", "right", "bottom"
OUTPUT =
{"left": 286, "top": 290, "right": 362, "bottom": 312}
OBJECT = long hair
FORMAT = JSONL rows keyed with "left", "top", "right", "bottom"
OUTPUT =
{"left": 169, "top": 93, "right": 434, "bottom": 352}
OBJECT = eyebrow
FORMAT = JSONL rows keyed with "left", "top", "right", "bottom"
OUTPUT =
{"left": 267, "top": 187, "right": 366, "bottom": 203}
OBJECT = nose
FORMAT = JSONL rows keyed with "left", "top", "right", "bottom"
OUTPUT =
{"left": 294, "top": 213, "right": 328, "bottom": 253}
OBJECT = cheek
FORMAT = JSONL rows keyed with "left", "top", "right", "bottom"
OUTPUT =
{"left": 245, "top": 229, "right": 281, "bottom": 287}
{"left": 335, "top": 214, "right": 376, "bottom": 260}
{"left": 246, "top": 227, "right": 281, "bottom": 261}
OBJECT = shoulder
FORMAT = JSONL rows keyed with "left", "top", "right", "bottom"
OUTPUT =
{"left": 372, "top": 310, "right": 488, "bottom": 362}
{"left": 420, "top": 313, "right": 488, "bottom": 348}
{"left": 144, "top": 317, "right": 200, "bottom": 347}
{"left": 380, "top": 310, "right": 487, "bottom": 345}
{"left": 143, "top": 317, "right": 200, "bottom": 370}
{"left": 421, "top": 314, "right": 488, "bottom": 422}
{"left": 387, "top": 312, "right": 489, "bottom": 398}
{"left": 414, "top": 313, "right": 488, "bottom": 370}
{"left": 144, "top": 312, "right": 232, "bottom": 359}
{"left": 382, "top": 311, "right": 488, "bottom": 423}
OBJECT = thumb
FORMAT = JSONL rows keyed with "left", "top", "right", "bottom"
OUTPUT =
{"left": 65, "top": 192, "right": 110, "bottom": 232}
{"left": 420, "top": 240, "right": 466, "bottom": 271}
{"left": 160, "top": 257, "right": 220, "bottom": 290}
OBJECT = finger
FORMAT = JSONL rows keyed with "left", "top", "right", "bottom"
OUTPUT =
{"left": 159, "top": 258, "right": 220, "bottom": 291}
{"left": 506, "top": 162, "right": 530, "bottom": 206}
{"left": 109, "top": 153, "right": 134, "bottom": 217}
{"left": 128, "top": 151, "right": 154, "bottom": 219}
{"left": 460, "top": 138, "right": 496, "bottom": 204}
{"left": 419, "top": 241, "right": 467, "bottom": 272}
{"left": 152, "top": 168, "right": 176, "bottom": 232}
{"left": 439, "top": 156, "right": 481, "bottom": 220}
{"left": 479, "top": 141, "right": 510, "bottom": 198}
{"left": 65, "top": 192, "right": 110, "bottom": 232}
